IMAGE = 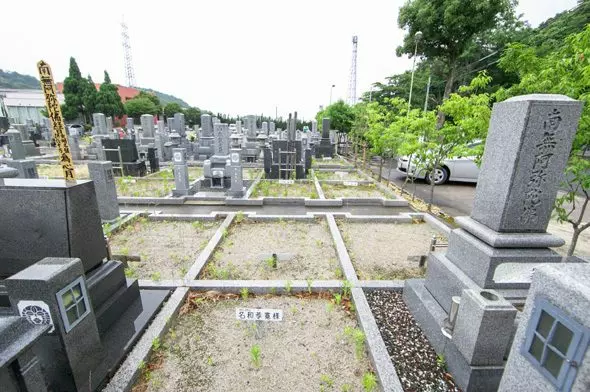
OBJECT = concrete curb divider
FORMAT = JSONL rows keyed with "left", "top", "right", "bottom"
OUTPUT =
{"left": 326, "top": 214, "right": 358, "bottom": 283}
{"left": 184, "top": 213, "right": 236, "bottom": 280}
{"left": 351, "top": 287, "right": 404, "bottom": 392}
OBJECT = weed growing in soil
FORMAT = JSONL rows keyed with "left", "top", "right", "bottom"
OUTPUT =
{"left": 207, "top": 356, "right": 214, "bottom": 366}
{"left": 151, "top": 272, "right": 161, "bottom": 282}
{"left": 341, "top": 383, "right": 353, "bottom": 392}
{"left": 319, "top": 374, "right": 334, "bottom": 389}
{"left": 265, "top": 255, "right": 278, "bottom": 269}
{"left": 240, "top": 287, "right": 249, "bottom": 300}
{"left": 436, "top": 354, "right": 447, "bottom": 371}
{"left": 344, "top": 326, "right": 366, "bottom": 359}
{"left": 285, "top": 280, "right": 292, "bottom": 294}
{"left": 250, "top": 344, "right": 261, "bottom": 368}
{"left": 124, "top": 267, "right": 137, "bottom": 278}
{"left": 151, "top": 337, "right": 161, "bottom": 351}
{"left": 333, "top": 293, "right": 342, "bottom": 306}
{"left": 235, "top": 211, "right": 245, "bottom": 223}
{"left": 362, "top": 372, "right": 378, "bottom": 391}
{"left": 191, "top": 221, "right": 205, "bottom": 230}
{"left": 334, "top": 267, "right": 344, "bottom": 279}
{"left": 306, "top": 278, "right": 313, "bottom": 293}
{"left": 342, "top": 280, "right": 352, "bottom": 298}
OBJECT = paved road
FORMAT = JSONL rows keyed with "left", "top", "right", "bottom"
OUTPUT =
{"left": 364, "top": 157, "right": 589, "bottom": 222}
{"left": 365, "top": 158, "right": 477, "bottom": 217}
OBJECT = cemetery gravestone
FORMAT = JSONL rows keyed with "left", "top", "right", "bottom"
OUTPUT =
{"left": 404, "top": 94, "right": 583, "bottom": 392}
{"left": 88, "top": 161, "right": 120, "bottom": 221}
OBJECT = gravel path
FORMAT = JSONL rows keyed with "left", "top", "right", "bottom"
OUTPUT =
{"left": 134, "top": 294, "right": 376, "bottom": 392}
{"left": 366, "top": 290, "right": 460, "bottom": 392}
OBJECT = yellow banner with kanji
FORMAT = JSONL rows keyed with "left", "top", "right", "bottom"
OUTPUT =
{"left": 37, "top": 60, "right": 76, "bottom": 181}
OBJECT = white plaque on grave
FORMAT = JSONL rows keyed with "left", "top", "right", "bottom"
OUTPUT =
{"left": 343, "top": 181, "right": 358, "bottom": 186}
{"left": 322, "top": 157, "right": 333, "bottom": 160}
{"left": 236, "top": 308, "right": 283, "bottom": 321}
{"left": 231, "top": 153, "right": 239, "bottom": 163}
{"left": 279, "top": 179, "right": 294, "bottom": 185}
{"left": 173, "top": 152, "right": 182, "bottom": 162}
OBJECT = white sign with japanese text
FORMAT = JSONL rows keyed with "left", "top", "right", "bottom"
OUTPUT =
{"left": 236, "top": 308, "right": 283, "bottom": 321}
{"left": 343, "top": 181, "right": 359, "bottom": 186}
{"left": 278, "top": 179, "right": 294, "bottom": 185}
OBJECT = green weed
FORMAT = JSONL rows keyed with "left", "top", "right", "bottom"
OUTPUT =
{"left": 240, "top": 287, "right": 249, "bottom": 300}
{"left": 250, "top": 344, "right": 261, "bottom": 367}
{"left": 362, "top": 372, "right": 378, "bottom": 392}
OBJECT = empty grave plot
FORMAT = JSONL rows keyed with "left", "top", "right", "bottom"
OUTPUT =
{"left": 37, "top": 163, "right": 90, "bottom": 179}
{"left": 109, "top": 218, "right": 220, "bottom": 280}
{"left": 321, "top": 183, "right": 388, "bottom": 199}
{"left": 251, "top": 180, "right": 318, "bottom": 198}
{"left": 147, "top": 167, "right": 203, "bottom": 181}
{"left": 314, "top": 170, "right": 364, "bottom": 181}
{"left": 133, "top": 293, "right": 378, "bottom": 392}
{"left": 339, "top": 221, "right": 446, "bottom": 280}
{"left": 115, "top": 178, "right": 176, "bottom": 197}
{"left": 313, "top": 156, "right": 350, "bottom": 167}
{"left": 244, "top": 168, "right": 262, "bottom": 179}
{"left": 201, "top": 219, "right": 341, "bottom": 280}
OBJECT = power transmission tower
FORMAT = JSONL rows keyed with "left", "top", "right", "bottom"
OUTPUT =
{"left": 121, "top": 20, "right": 137, "bottom": 87}
{"left": 347, "top": 36, "right": 358, "bottom": 106}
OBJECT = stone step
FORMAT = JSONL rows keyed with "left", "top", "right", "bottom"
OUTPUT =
{"left": 86, "top": 260, "right": 127, "bottom": 311}
{"left": 95, "top": 279, "right": 140, "bottom": 336}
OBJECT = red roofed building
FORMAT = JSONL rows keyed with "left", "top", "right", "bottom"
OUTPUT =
{"left": 56, "top": 83, "right": 140, "bottom": 102}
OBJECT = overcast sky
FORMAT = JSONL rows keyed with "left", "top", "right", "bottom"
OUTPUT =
{"left": 1, "top": 0, "right": 578, "bottom": 120}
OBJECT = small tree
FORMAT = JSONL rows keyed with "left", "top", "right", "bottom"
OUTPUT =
{"left": 497, "top": 26, "right": 590, "bottom": 256}
{"left": 82, "top": 75, "right": 98, "bottom": 121}
{"left": 164, "top": 102, "right": 183, "bottom": 118}
{"left": 124, "top": 98, "right": 159, "bottom": 121}
{"left": 315, "top": 100, "right": 355, "bottom": 134}
{"left": 184, "top": 107, "right": 202, "bottom": 127}
{"left": 95, "top": 71, "right": 125, "bottom": 118}
{"left": 62, "top": 57, "right": 86, "bottom": 121}
{"left": 405, "top": 73, "right": 492, "bottom": 210}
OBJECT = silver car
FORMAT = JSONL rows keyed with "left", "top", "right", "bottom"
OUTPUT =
{"left": 397, "top": 143, "right": 481, "bottom": 185}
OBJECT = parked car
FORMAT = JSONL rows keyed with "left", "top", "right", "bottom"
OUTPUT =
{"left": 397, "top": 143, "right": 481, "bottom": 185}
{"left": 67, "top": 124, "right": 83, "bottom": 136}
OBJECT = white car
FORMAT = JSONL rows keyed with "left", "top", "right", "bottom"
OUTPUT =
{"left": 397, "top": 144, "right": 481, "bottom": 185}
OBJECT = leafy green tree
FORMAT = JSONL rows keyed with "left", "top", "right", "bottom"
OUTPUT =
{"left": 315, "top": 100, "right": 355, "bottom": 134}
{"left": 497, "top": 25, "right": 590, "bottom": 256}
{"left": 402, "top": 73, "right": 493, "bottom": 210}
{"left": 62, "top": 57, "right": 86, "bottom": 121}
{"left": 95, "top": 71, "right": 125, "bottom": 118}
{"left": 397, "top": 0, "right": 514, "bottom": 102}
{"left": 164, "top": 102, "right": 183, "bottom": 118}
{"left": 82, "top": 75, "right": 98, "bottom": 120}
{"left": 134, "top": 91, "right": 161, "bottom": 112}
{"left": 124, "top": 97, "right": 159, "bottom": 120}
{"left": 184, "top": 107, "right": 202, "bottom": 127}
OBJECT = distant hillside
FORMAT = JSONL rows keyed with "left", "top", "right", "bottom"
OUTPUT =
{"left": 0, "top": 69, "right": 40, "bottom": 89}
{"left": 139, "top": 87, "right": 190, "bottom": 108}
{"left": 0, "top": 68, "right": 191, "bottom": 108}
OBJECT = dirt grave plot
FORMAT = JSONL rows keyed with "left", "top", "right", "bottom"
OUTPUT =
{"left": 315, "top": 170, "right": 364, "bottom": 181}
{"left": 109, "top": 218, "right": 221, "bottom": 280}
{"left": 133, "top": 292, "right": 379, "bottom": 392}
{"left": 201, "top": 219, "right": 342, "bottom": 280}
{"left": 322, "top": 183, "right": 389, "bottom": 199}
{"left": 313, "top": 156, "right": 350, "bottom": 167}
{"left": 251, "top": 180, "right": 319, "bottom": 198}
{"left": 339, "top": 221, "right": 446, "bottom": 280}
{"left": 366, "top": 290, "right": 459, "bottom": 392}
{"left": 147, "top": 167, "right": 203, "bottom": 181}
{"left": 37, "top": 163, "right": 90, "bottom": 179}
{"left": 244, "top": 168, "right": 262, "bottom": 180}
{"left": 115, "top": 178, "right": 177, "bottom": 197}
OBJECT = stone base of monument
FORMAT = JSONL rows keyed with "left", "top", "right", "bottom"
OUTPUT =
{"left": 23, "top": 140, "right": 41, "bottom": 156}
{"left": 403, "top": 279, "right": 506, "bottom": 392}
{"left": 315, "top": 139, "right": 334, "bottom": 158}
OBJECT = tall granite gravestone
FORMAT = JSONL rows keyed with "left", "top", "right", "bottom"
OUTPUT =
{"left": 6, "top": 129, "right": 26, "bottom": 159}
{"left": 203, "top": 123, "right": 231, "bottom": 188}
{"left": 196, "top": 114, "right": 214, "bottom": 160}
{"left": 68, "top": 134, "right": 82, "bottom": 160}
{"left": 106, "top": 117, "right": 113, "bottom": 133}
{"left": 140, "top": 114, "right": 154, "bottom": 138}
{"left": 261, "top": 121, "right": 269, "bottom": 135}
{"left": 269, "top": 121, "right": 276, "bottom": 134}
{"left": 174, "top": 112, "right": 186, "bottom": 137}
{"left": 403, "top": 95, "right": 583, "bottom": 391}
{"left": 167, "top": 116, "right": 175, "bottom": 132}
{"left": 88, "top": 161, "right": 120, "bottom": 221}
{"left": 236, "top": 120, "right": 242, "bottom": 134}
{"left": 315, "top": 118, "right": 334, "bottom": 158}
{"left": 93, "top": 113, "right": 108, "bottom": 136}
{"left": 228, "top": 148, "right": 245, "bottom": 197}
{"left": 499, "top": 263, "right": 590, "bottom": 392}
{"left": 126, "top": 117, "right": 134, "bottom": 134}
{"left": 172, "top": 148, "right": 195, "bottom": 196}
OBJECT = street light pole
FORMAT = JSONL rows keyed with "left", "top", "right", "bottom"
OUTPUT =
{"left": 407, "top": 31, "right": 422, "bottom": 115}
{"left": 329, "top": 84, "right": 335, "bottom": 106}
{"left": 424, "top": 66, "right": 432, "bottom": 112}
